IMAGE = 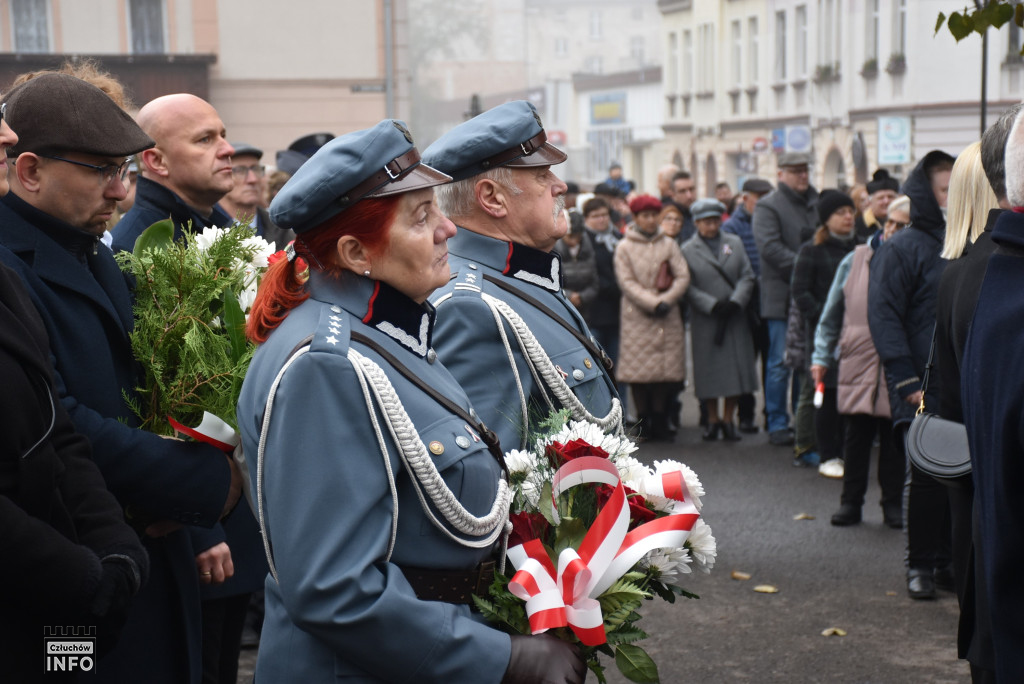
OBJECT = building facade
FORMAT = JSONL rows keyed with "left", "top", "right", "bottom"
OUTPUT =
{"left": 659, "top": 0, "right": 1021, "bottom": 195}
{"left": 0, "top": 0, "right": 409, "bottom": 165}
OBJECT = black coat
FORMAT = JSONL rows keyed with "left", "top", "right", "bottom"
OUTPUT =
{"left": 111, "top": 177, "right": 232, "bottom": 253}
{"left": 0, "top": 262, "right": 148, "bottom": 682}
{"left": 584, "top": 227, "right": 622, "bottom": 328}
{"left": 868, "top": 158, "right": 948, "bottom": 425}
{"left": 0, "top": 193, "right": 231, "bottom": 683}
{"left": 962, "top": 209, "right": 1024, "bottom": 681}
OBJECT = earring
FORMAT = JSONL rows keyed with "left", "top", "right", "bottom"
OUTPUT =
{"left": 363, "top": 270, "right": 371, "bottom": 277}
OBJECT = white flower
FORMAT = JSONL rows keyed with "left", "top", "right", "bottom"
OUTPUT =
{"left": 652, "top": 459, "right": 705, "bottom": 511}
{"left": 241, "top": 234, "right": 275, "bottom": 269}
{"left": 685, "top": 519, "right": 717, "bottom": 573}
{"left": 615, "top": 455, "right": 650, "bottom": 488}
{"left": 642, "top": 546, "right": 693, "bottom": 583}
{"left": 505, "top": 449, "right": 539, "bottom": 475}
{"left": 237, "top": 283, "right": 259, "bottom": 316}
{"left": 542, "top": 419, "right": 638, "bottom": 460}
{"left": 194, "top": 225, "right": 228, "bottom": 252}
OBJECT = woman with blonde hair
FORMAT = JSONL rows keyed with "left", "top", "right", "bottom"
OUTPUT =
{"left": 940, "top": 141, "right": 999, "bottom": 260}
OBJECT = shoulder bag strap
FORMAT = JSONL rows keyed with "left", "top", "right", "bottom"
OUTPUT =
{"left": 349, "top": 331, "right": 508, "bottom": 477}
{"left": 482, "top": 273, "right": 613, "bottom": 371}
{"left": 918, "top": 322, "right": 938, "bottom": 416}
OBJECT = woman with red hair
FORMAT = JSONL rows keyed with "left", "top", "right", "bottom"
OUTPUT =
{"left": 237, "top": 120, "right": 584, "bottom": 683}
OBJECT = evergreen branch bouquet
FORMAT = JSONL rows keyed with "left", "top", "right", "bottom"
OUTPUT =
{"left": 474, "top": 411, "right": 716, "bottom": 684}
{"left": 115, "top": 220, "right": 276, "bottom": 441}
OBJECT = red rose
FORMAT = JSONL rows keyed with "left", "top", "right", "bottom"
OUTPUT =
{"left": 509, "top": 512, "right": 550, "bottom": 548}
{"left": 545, "top": 439, "right": 611, "bottom": 466}
{"left": 596, "top": 484, "right": 657, "bottom": 526}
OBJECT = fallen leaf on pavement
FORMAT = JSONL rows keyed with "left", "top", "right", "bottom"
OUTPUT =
{"left": 885, "top": 591, "right": 897, "bottom": 596}
{"left": 753, "top": 585, "right": 778, "bottom": 593}
{"left": 821, "top": 627, "right": 847, "bottom": 637}
{"left": 731, "top": 571, "right": 752, "bottom": 581}
{"left": 793, "top": 512, "right": 815, "bottom": 520}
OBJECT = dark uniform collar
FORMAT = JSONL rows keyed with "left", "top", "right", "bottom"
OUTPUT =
{"left": 309, "top": 270, "right": 435, "bottom": 357}
{"left": 2, "top": 191, "right": 101, "bottom": 264}
{"left": 449, "top": 228, "right": 562, "bottom": 293}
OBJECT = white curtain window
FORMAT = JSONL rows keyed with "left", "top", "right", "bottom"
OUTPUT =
{"left": 130, "top": 0, "right": 166, "bottom": 54}
{"left": 866, "top": 0, "right": 879, "bottom": 61}
{"left": 732, "top": 20, "right": 742, "bottom": 87}
{"left": 796, "top": 5, "right": 807, "bottom": 77}
{"left": 683, "top": 29, "right": 693, "bottom": 92}
{"left": 774, "top": 11, "right": 787, "bottom": 81}
{"left": 668, "top": 32, "right": 679, "bottom": 93}
{"left": 12, "top": 0, "right": 49, "bottom": 53}
{"left": 748, "top": 17, "right": 759, "bottom": 84}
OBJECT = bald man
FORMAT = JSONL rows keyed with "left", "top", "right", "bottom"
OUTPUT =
{"left": 111, "top": 94, "right": 235, "bottom": 252}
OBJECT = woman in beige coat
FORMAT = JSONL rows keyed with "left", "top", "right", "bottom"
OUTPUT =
{"left": 614, "top": 195, "right": 690, "bottom": 441}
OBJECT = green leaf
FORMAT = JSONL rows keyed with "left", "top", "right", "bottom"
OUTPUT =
{"left": 553, "top": 517, "right": 588, "bottom": 555}
{"left": 615, "top": 644, "right": 660, "bottom": 683}
{"left": 538, "top": 480, "right": 557, "bottom": 525}
{"left": 948, "top": 12, "right": 974, "bottom": 41}
{"left": 992, "top": 2, "right": 1015, "bottom": 28}
{"left": 133, "top": 219, "right": 175, "bottom": 255}
{"left": 1016, "top": 2, "right": 1024, "bottom": 28}
{"left": 973, "top": 7, "right": 991, "bottom": 34}
{"left": 935, "top": 11, "right": 947, "bottom": 35}
{"left": 222, "top": 287, "right": 248, "bottom": 364}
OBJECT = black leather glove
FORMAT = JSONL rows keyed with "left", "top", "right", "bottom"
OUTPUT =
{"left": 652, "top": 302, "right": 671, "bottom": 318}
{"left": 90, "top": 555, "right": 141, "bottom": 618}
{"left": 711, "top": 299, "right": 740, "bottom": 318}
{"left": 502, "top": 634, "right": 587, "bottom": 684}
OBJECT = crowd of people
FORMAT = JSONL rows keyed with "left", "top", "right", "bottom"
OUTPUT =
{"left": 2, "top": 56, "right": 1022, "bottom": 683}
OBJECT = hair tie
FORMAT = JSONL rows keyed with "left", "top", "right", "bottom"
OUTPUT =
{"left": 285, "top": 242, "right": 297, "bottom": 262}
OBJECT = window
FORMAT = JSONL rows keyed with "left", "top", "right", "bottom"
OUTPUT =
{"left": 11, "top": 0, "right": 49, "bottom": 53}
{"left": 748, "top": 17, "right": 759, "bottom": 84}
{"left": 668, "top": 32, "right": 679, "bottom": 93}
{"left": 774, "top": 11, "right": 787, "bottom": 81}
{"left": 1010, "top": 22, "right": 1022, "bottom": 60}
{"left": 699, "top": 23, "right": 715, "bottom": 93}
{"left": 732, "top": 20, "right": 742, "bottom": 87}
{"left": 590, "top": 10, "right": 602, "bottom": 40}
{"left": 585, "top": 55, "right": 603, "bottom": 74}
{"left": 795, "top": 5, "right": 807, "bottom": 77}
{"left": 894, "top": 0, "right": 907, "bottom": 56}
{"left": 632, "top": 7, "right": 643, "bottom": 21}
{"left": 682, "top": 29, "right": 693, "bottom": 93}
{"left": 866, "top": 0, "right": 879, "bottom": 61}
{"left": 630, "top": 36, "right": 645, "bottom": 65}
{"left": 555, "top": 37, "right": 568, "bottom": 58}
{"left": 818, "top": 0, "right": 841, "bottom": 67}
{"left": 129, "top": 0, "right": 166, "bottom": 54}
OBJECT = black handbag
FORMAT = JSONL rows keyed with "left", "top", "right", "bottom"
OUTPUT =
{"left": 905, "top": 325, "right": 971, "bottom": 479}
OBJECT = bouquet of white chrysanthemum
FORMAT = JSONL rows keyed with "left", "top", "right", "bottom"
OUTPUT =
{"left": 475, "top": 411, "right": 716, "bottom": 684}
{"left": 115, "top": 219, "right": 276, "bottom": 443}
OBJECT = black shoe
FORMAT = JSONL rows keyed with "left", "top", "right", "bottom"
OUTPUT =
{"left": 934, "top": 565, "right": 955, "bottom": 593}
{"left": 721, "top": 422, "right": 742, "bottom": 441}
{"left": 882, "top": 503, "right": 903, "bottom": 530}
{"left": 830, "top": 504, "right": 862, "bottom": 526}
{"left": 769, "top": 428, "right": 795, "bottom": 446}
{"left": 907, "top": 569, "right": 937, "bottom": 600}
{"left": 702, "top": 423, "right": 721, "bottom": 441}
{"left": 738, "top": 419, "right": 758, "bottom": 434}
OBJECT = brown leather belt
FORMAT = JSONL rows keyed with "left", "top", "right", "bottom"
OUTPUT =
{"left": 400, "top": 561, "right": 496, "bottom": 604}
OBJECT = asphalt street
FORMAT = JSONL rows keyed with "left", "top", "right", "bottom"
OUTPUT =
{"left": 238, "top": 392, "right": 969, "bottom": 684}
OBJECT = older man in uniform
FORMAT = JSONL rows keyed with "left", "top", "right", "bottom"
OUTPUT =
{"left": 111, "top": 93, "right": 235, "bottom": 251}
{"left": 424, "top": 101, "right": 621, "bottom": 450}
{"left": 219, "top": 141, "right": 295, "bottom": 249}
{"left": 0, "top": 73, "right": 241, "bottom": 683}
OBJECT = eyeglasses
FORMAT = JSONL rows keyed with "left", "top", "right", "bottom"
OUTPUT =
{"left": 1, "top": 102, "right": 5, "bottom": 123}
{"left": 886, "top": 220, "right": 911, "bottom": 231}
{"left": 39, "top": 154, "right": 131, "bottom": 185}
{"left": 232, "top": 164, "right": 266, "bottom": 179}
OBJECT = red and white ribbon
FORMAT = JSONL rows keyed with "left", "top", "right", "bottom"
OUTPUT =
{"left": 168, "top": 411, "right": 240, "bottom": 453}
{"left": 507, "top": 456, "right": 700, "bottom": 645}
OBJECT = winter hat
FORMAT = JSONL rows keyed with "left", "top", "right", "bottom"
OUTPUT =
{"left": 866, "top": 169, "right": 899, "bottom": 194}
{"left": 817, "top": 189, "right": 856, "bottom": 225}
{"left": 628, "top": 194, "right": 662, "bottom": 215}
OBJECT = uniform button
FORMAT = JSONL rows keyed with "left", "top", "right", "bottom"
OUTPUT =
{"left": 427, "top": 349, "right": 437, "bottom": 364}
{"left": 572, "top": 369, "right": 585, "bottom": 381}
{"left": 456, "top": 436, "right": 471, "bottom": 449}
{"left": 584, "top": 358, "right": 593, "bottom": 369}
{"left": 429, "top": 441, "right": 445, "bottom": 455}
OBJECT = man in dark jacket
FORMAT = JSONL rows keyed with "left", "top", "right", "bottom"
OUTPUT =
{"left": 218, "top": 142, "right": 295, "bottom": 250}
{"left": 752, "top": 152, "right": 820, "bottom": 445}
{"left": 582, "top": 196, "right": 623, "bottom": 365}
{"left": 868, "top": 149, "right": 955, "bottom": 601}
{"left": 0, "top": 72, "right": 241, "bottom": 684}
{"left": 553, "top": 211, "right": 599, "bottom": 320}
{"left": 111, "top": 94, "right": 234, "bottom": 252}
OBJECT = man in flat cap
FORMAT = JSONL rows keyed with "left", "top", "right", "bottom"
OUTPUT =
{"left": 424, "top": 100, "right": 621, "bottom": 450}
{"left": 219, "top": 141, "right": 294, "bottom": 249}
{"left": 111, "top": 93, "right": 235, "bottom": 252}
{"left": 0, "top": 72, "right": 241, "bottom": 684}
{"left": 752, "top": 152, "right": 820, "bottom": 447}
